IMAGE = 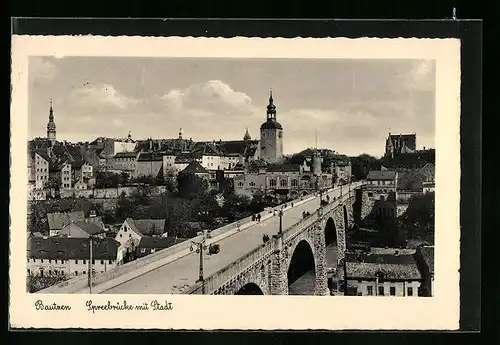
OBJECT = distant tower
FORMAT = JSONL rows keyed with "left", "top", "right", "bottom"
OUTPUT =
{"left": 46, "top": 99, "right": 56, "bottom": 146}
{"left": 259, "top": 90, "right": 283, "bottom": 164}
{"left": 312, "top": 129, "right": 322, "bottom": 176}
{"left": 178, "top": 128, "right": 183, "bottom": 140}
{"left": 243, "top": 127, "right": 251, "bottom": 141}
{"left": 385, "top": 129, "right": 394, "bottom": 158}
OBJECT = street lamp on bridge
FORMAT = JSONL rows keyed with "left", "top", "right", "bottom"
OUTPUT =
{"left": 190, "top": 230, "right": 220, "bottom": 294}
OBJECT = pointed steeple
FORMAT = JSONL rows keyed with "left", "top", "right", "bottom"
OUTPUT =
{"left": 47, "top": 99, "right": 56, "bottom": 145}
{"left": 243, "top": 127, "right": 251, "bottom": 141}
{"left": 266, "top": 89, "right": 276, "bottom": 120}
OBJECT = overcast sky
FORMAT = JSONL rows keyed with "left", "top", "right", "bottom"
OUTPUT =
{"left": 28, "top": 57, "right": 435, "bottom": 157}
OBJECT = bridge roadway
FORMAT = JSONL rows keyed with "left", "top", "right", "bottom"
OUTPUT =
{"left": 103, "top": 186, "right": 350, "bottom": 294}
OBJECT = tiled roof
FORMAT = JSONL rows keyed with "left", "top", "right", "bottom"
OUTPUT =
{"left": 114, "top": 151, "right": 137, "bottom": 159}
{"left": 345, "top": 252, "right": 422, "bottom": 280}
{"left": 366, "top": 170, "right": 397, "bottom": 180}
{"left": 260, "top": 119, "right": 283, "bottom": 130}
{"left": 126, "top": 218, "right": 166, "bottom": 236}
{"left": 420, "top": 246, "right": 434, "bottom": 273}
{"left": 267, "top": 164, "right": 301, "bottom": 173}
{"left": 137, "top": 236, "right": 188, "bottom": 249}
{"left": 175, "top": 153, "right": 194, "bottom": 163}
{"left": 47, "top": 211, "right": 85, "bottom": 231}
{"left": 34, "top": 149, "right": 51, "bottom": 162}
{"left": 137, "top": 152, "right": 164, "bottom": 162}
{"left": 191, "top": 142, "right": 223, "bottom": 156}
{"left": 183, "top": 161, "right": 208, "bottom": 174}
{"left": 28, "top": 237, "right": 119, "bottom": 260}
{"left": 71, "top": 221, "right": 106, "bottom": 236}
{"left": 217, "top": 140, "right": 259, "bottom": 156}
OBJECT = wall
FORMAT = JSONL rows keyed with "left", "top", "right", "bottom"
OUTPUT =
{"left": 260, "top": 128, "right": 283, "bottom": 164}
{"left": 347, "top": 279, "right": 421, "bottom": 297}
{"left": 59, "top": 185, "right": 167, "bottom": 199}
{"left": 136, "top": 160, "right": 163, "bottom": 178}
{"left": 27, "top": 257, "right": 118, "bottom": 278}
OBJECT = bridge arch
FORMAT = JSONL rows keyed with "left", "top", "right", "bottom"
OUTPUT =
{"left": 235, "top": 282, "right": 264, "bottom": 295}
{"left": 324, "top": 217, "right": 337, "bottom": 246}
{"left": 287, "top": 239, "right": 316, "bottom": 295}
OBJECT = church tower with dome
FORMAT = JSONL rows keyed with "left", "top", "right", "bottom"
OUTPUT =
{"left": 259, "top": 90, "right": 283, "bottom": 164}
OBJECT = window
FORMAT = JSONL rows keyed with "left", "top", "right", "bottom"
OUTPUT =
{"left": 100, "top": 260, "right": 104, "bottom": 265}
{"left": 120, "top": 234, "right": 123, "bottom": 238}
{"left": 368, "top": 192, "right": 373, "bottom": 197}
{"left": 380, "top": 195, "right": 385, "bottom": 201}
{"left": 238, "top": 182, "right": 244, "bottom": 187}
{"left": 378, "top": 286, "right": 384, "bottom": 296}
{"left": 407, "top": 287, "right": 413, "bottom": 296}
{"left": 75, "top": 260, "right": 78, "bottom": 264}
{"left": 124, "top": 226, "right": 127, "bottom": 232}
{"left": 249, "top": 182, "right": 256, "bottom": 187}
{"left": 109, "top": 260, "right": 113, "bottom": 264}
{"left": 291, "top": 179, "right": 298, "bottom": 188}
{"left": 48, "top": 259, "right": 52, "bottom": 264}
{"left": 92, "top": 260, "right": 95, "bottom": 264}
{"left": 367, "top": 286, "right": 373, "bottom": 296}
{"left": 83, "top": 271, "right": 86, "bottom": 275}
{"left": 61, "top": 260, "right": 65, "bottom": 264}
{"left": 55, "top": 259, "right": 58, "bottom": 264}
{"left": 269, "top": 179, "right": 277, "bottom": 187}
{"left": 280, "top": 179, "right": 288, "bottom": 187}
{"left": 27, "top": 269, "right": 31, "bottom": 275}
{"left": 129, "top": 234, "right": 132, "bottom": 238}
{"left": 75, "top": 271, "right": 78, "bottom": 276}
{"left": 390, "top": 286, "right": 396, "bottom": 296}
{"left": 83, "top": 260, "right": 86, "bottom": 264}
{"left": 48, "top": 270, "right": 52, "bottom": 275}
{"left": 60, "top": 270, "right": 64, "bottom": 275}
{"left": 41, "top": 259, "right": 44, "bottom": 263}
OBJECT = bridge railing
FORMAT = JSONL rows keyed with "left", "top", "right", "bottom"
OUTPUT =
{"left": 184, "top": 239, "right": 275, "bottom": 295}
{"left": 184, "top": 182, "right": 363, "bottom": 294}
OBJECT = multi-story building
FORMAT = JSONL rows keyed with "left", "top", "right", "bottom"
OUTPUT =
{"left": 46, "top": 211, "right": 86, "bottom": 237}
{"left": 135, "top": 152, "right": 164, "bottom": 178}
{"left": 27, "top": 237, "right": 120, "bottom": 278}
{"left": 58, "top": 220, "right": 106, "bottom": 239}
{"left": 360, "top": 170, "right": 398, "bottom": 224}
{"left": 340, "top": 249, "right": 422, "bottom": 297}
{"left": 106, "top": 151, "right": 138, "bottom": 176}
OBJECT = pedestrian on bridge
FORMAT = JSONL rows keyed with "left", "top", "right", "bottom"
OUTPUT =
{"left": 257, "top": 214, "right": 261, "bottom": 222}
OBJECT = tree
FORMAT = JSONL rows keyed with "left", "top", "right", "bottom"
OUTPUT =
{"left": 28, "top": 201, "right": 49, "bottom": 235}
{"left": 165, "top": 197, "right": 197, "bottom": 238}
{"left": 222, "top": 194, "right": 251, "bottom": 222}
{"left": 350, "top": 154, "right": 382, "bottom": 180}
{"left": 287, "top": 153, "right": 307, "bottom": 165}
{"left": 115, "top": 191, "right": 134, "bottom": 221}
{"left": 177, "top": 172, "right": 208, "bottom": 200}
{"left": 399, "top": 192, "right": 435, "bottom": 243}
{"left": 95, "top": 171, "right": 122, "bottom": 188}
{"left": 120, "top": 172, "right": 131, "bottom": 186}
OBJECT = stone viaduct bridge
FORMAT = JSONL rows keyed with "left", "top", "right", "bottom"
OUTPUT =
{"left": 39, "top": 182, "right": 363, "bottom": 295}
{"left": 184, "top": 191, "right": 356, "bottom": 296}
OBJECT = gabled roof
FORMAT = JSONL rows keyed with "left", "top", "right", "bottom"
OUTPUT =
{"left": 183, "top": 161, "right": 208, "bottom": 174}
{"left": 34, "top": 149, "right": 51, "bottom": 162}
{"left": 28, "top": 237, "right": 119, "bottom": 260}
{"left": 114, "top": 151, "right": 137, "bottom": 159}
{"left": 366, "top": 170, "right": 397, "bottom": 181}
{"left": 191, "top": 142, "right": 223, "bottom": 156}
{"left": 345, "top": 252, "right": 422, "bottom": 280}
{"left": 175, "top": 152, "right": 194, "bottom": 164}
{"left": 47, "top": 211, "right": 85, "bottom": 231}
{"left": 137, "top": 236, "right": 188, "bottom": 249}
{"left": 71, "top": 221, "right": 106, "bottom": 236}
{"left": 126, "top": 218, "right": 166, "bottom": 236}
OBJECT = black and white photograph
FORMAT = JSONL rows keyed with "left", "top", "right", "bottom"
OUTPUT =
{"left": 10, "top": 35, "right": 461, "bottom": 330}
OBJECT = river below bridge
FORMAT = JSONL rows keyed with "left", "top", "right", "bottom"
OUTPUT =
{"left": 288, "top": 244, "right": 338, "bottom": 295}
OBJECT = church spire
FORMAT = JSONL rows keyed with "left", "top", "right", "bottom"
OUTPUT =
{"left": 47, "top": 99, "right": 56, "bottom": 145}
{"left": 266, "top": 89, "right": 276, "bottom": 120}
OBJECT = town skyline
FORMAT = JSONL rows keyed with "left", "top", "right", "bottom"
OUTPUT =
{"left": 29, "top": 57, "right": 435, "bottom": 157}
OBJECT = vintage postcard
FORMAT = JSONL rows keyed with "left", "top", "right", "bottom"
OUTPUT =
{"left": 10, "top": 35, "right": 460, "bottom": 330}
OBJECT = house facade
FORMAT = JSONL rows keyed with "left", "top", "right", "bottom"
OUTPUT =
{"left": 360, "top": 170, "right": 398, "bottom": 223}
{"left": 27, "top": 237, "right": 119, "bottom": 278}
{"left": 341, "top": 250, "right": 422, "bottom": 297}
